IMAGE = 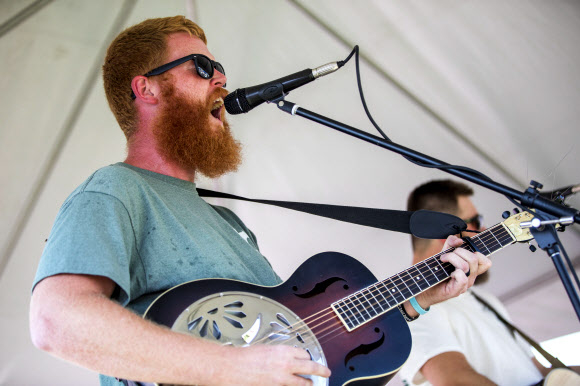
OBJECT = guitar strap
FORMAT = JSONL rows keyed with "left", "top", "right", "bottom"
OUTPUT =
{"left": 197, "top": 188, "right": 415, "bottom": 234}
{"left": 471, "top": 291, "right": 568, "bottom": 369}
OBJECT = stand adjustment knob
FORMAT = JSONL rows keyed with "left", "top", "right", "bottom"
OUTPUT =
{"left": 530, "top": 180, "right": 544, "bottom": 190}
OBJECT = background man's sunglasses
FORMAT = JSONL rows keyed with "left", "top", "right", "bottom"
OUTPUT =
{"left": 463, "top": 214, "right": 483, "bottom": 229}
{"left": 131, "top": 54, "right": 225, "bottom": 99}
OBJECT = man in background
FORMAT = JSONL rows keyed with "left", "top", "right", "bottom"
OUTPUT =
{"left": 399, "top": 179, "right": 550, "bottom": 385}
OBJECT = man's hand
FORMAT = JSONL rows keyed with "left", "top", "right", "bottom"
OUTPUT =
{"left": 412, "top": 235, "right": 491, "bottom": 312}
{"left": 219, "top": 345, "right": 331, "bottom": 385}
{"left": 30, "top": 274, "right": 331, "bottom": 385}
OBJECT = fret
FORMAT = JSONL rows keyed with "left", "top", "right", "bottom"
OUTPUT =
{"left": 343, "top": 298, "right": 361, "bottom": 328}
{"left": 360, "top": 288, "right": 382, "bottom": 317}
{"left": 417, "top": 260, "right": 440, "bottom": 286}
{"left": 432, "top": 257, "right": 451, "bottom": 281}
{"left": 352, "top": 292, "right": 374, "bottom": 320}
{"left": 407, "top": 265, "right": 430, "bottom": 291}
{"left": 375, "top": 281, "right": 394, "bottom": 308}
{"left": 484, "top": 231, "right": 503, "bottom": 253}
{"left": 488, "top": 230, "right": 502, "bottom": 248}
{"left": 468, "top": 224, "right": 516, "bottom": 257}
{"left": 369, "top": 284, "right": 389, "bottom": 311}
{"left": 393, "top": 274, "right": 413, "bottom": 299}
{"left": 342, "top": 297, "right": 364, "bottom": 327}
{"left": 385, "top": 278, "right": 406, "bottom": 303}
{"left": 333, "top": 300, "right": 356, "bottom": 330}
{"left": 402, "top": 270, "right": 422, "bottom": 294}
{"left": 472, "top": 235, "right": 491, "bottom": 255}
{"left": 331, "top": 215, "right": 526, "bottom": 332}
{"left": 494, "top": 226, "right": 515, "bottom": 247}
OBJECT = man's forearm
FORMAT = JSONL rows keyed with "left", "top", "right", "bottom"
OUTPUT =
{"left": 30, "top": 277, "right": 231, "bottom": 384}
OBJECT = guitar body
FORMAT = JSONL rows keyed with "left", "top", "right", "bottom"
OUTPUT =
{"left": 145, "top": 252, "right": 412, "bottom": 385}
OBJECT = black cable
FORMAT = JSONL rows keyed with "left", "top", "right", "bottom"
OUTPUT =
{"left": 344, "top": 45, "right": 546, "bottom": 218}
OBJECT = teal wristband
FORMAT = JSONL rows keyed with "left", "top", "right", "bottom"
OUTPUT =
{"left": 410, "top": 297, "right": 430, "bottom": 315}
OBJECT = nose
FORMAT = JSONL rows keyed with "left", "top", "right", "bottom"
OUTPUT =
{"left": 211, "top": 69, "right": 227, "bottom": 88}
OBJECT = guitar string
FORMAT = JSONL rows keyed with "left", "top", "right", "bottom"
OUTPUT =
{"left": 258, "top": 223, "right": 514, "bottom": 346}
{"left": 260, "top": 229, "right": 515, "bottom": 349}
{"left": 247, "top": 223, "right": 515, "bottom": 348}
{"left": 253, "top": 256, "right": 477, "bottom": 348}
{"left": 320, "top": 223, "right": 513, "bottom": 328}
{"left": 308, "top": 226, "right": 514, "bottom": 339}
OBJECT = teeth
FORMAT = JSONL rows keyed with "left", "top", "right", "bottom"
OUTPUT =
{"left": 211, "top": 97, "right": 224, "bottom": 111}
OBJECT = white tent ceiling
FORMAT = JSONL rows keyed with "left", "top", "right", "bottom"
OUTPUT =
{"left": 1, "top": 0, "right": 579, "bottom": 384}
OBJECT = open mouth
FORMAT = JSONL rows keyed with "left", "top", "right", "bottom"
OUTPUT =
{"left": 211, "top": 97, "right": 224, "bottom": 122}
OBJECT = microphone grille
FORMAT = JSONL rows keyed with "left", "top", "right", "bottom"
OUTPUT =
{"left": 224, "top": 89, "right": 251, "bottom": 115}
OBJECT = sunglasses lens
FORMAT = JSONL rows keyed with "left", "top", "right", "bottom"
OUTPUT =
{"left": 195, "top": 56, "right": 213, "bottom": 79}
{"left": 214, "top": 62, "right": 225, "bottom": 75}
{"left": 465, "top": 215, "right": 482, "bottom": 229}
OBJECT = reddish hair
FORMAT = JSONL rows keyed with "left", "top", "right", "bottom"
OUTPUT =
{"left": 102, "top": 16, "right": 206, "bottom": 139}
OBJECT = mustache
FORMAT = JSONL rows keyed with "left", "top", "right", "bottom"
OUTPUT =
{"left": 211, "top": 87, "right": 229, "bottom": 103}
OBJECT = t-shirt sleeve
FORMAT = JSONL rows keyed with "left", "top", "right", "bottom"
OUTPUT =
{"left": 32, "top": 191, "right": 137, "bottom": 306}
{"left": 399, "top": 306, "right": 466, "bottom": 385}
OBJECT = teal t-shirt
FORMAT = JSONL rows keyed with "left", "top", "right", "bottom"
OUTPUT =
{"left": 34, "top": 162, "right": 282, "bottom": 314}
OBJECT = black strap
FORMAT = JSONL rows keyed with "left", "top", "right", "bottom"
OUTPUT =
{"left": 471, "top": 291, "right": 568, "bottom": 369}
{"left": 197, "top": 188, "right": 414, "bottom": 235}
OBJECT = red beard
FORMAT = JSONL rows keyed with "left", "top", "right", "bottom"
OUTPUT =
{"left": 152, "top": 85, "right": 242, "bottom": 178}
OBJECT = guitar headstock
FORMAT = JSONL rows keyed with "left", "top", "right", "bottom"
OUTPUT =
{"left": 502, "top": 211, "right": 535, "bottom": 242}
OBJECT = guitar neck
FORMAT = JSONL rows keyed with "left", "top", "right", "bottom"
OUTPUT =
{"left": 332, "top": 222, "right": 517, "bottom": 331}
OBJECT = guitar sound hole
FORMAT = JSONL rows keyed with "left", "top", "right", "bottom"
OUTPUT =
{"left": 343, "top": 284, "right": 349, "bottom": 290}
{"left": 200, "top": 320, "right": 209, "bottom": 337}
{"left": 212, "top": 321, "right": 221, "bottom": 339}
{"left": 188, "top": 316, "right": 202, "bottom": 331}
{"left": 223, "top": 316, "right": 243, "bottom": 328}
{"left": 296, "top": 332, "right": 305, "bottom": 343}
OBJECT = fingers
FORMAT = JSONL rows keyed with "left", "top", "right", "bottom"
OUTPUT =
{"left": 288, "top": 347, "right": 331, "bottom": 379}
{"left": 238, "top": 345, "right": 330, "bottom": 385}
{"left": 449, "top": 267, "right": 470, "bottom": 294}
{"left": 440, "top": 235, "right": 490, "bottom": 288}
{"left": 418, "top": 236, "right": 492, "bottom": 307}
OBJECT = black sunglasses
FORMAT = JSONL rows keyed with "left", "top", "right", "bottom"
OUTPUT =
{"left": 131, "top": 53, "right": 225, "bottom": 99}
{"left": 463, "top": 214, "right": 483, "bottom": 229}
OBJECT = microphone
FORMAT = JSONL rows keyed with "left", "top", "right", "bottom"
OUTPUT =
{"left": 224, "top": 61, "right": 342, "bottom": 115}
{"left": 539, "top": 184, "right": 580, "bottom": 200}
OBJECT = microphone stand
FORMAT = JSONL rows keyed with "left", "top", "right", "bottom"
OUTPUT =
{"left": 276, "top": 99, "right": 580, "bottom": 321}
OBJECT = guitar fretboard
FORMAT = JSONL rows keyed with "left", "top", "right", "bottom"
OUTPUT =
{"left": 331, "top": 222, "right": 517, "bottom": 331}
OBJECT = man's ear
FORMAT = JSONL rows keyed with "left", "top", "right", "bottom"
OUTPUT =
{"left": 131, "top": 75, "right": 159, "bottom": 104}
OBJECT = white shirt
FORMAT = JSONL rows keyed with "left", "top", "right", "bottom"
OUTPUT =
{"left": 399, "top": 288, "right": 543, "bottom": 386}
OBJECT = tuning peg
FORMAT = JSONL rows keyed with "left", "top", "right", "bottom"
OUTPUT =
{"left": 529, "top": 244, "right": 537, "bottom": 252}
{"left": 502, "top": 211, "right": 510, "bottom": 219}
{"left": 513, "top": 208, "right": 520, "bottom": 214}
